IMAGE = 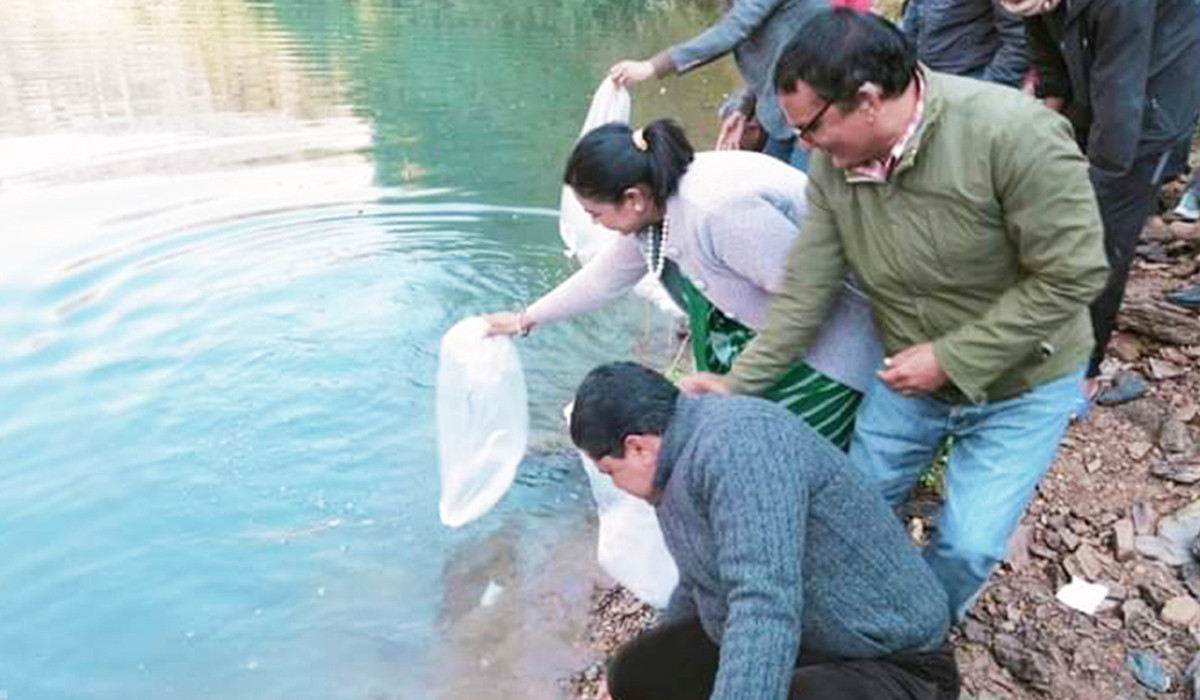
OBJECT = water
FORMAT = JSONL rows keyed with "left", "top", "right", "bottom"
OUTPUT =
{"left": 0, "top": 1, "right": 735, "bottom": 699}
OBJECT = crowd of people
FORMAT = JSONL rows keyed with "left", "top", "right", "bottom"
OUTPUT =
{"left": 486, "top": 2, "right": 1200, "bottom": 699}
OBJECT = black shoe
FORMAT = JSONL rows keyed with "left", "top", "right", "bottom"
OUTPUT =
{"left": 1167, "top": 285, "right": 1200, "bottom": 309}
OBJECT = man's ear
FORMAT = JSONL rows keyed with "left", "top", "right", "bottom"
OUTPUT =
{"left": 624, "top": 434, "right": 661, "bottom": 461}
{"left": 857, "top": 82, "right": 884, "bottom": 113}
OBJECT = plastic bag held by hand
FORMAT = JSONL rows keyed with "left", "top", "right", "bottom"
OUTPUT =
{"left": 559, "top": 78, "right": 631, "bottom": 262}
{"left": 558, "top": 79, "right": 680, "bottom": 316}
{"left": 437, "top": 317, "right": 529, "bottom": 527}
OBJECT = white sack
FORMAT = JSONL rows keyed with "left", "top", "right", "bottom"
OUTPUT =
{"left": 437, "top": 317, "right": 528, "bottom": 528}
{"left": 566, "top": 404, "right": 678, "bottom": 608}
{"left": 559, "top": 78, "right": 631, "bottom": 262}
{"left": 559, "top": 79, "right": 680, "bottom": 316}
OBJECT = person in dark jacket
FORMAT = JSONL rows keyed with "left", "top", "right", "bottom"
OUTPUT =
{"left": 901, "top": 0, "right": 1031, "bottom": 88}
{"left": 1015, "top": 0, "right": 1200, "bottom": 404}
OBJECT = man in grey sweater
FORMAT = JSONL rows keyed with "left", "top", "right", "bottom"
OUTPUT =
{"left": 570, "top": 362, "right": 957, "bottom": 700}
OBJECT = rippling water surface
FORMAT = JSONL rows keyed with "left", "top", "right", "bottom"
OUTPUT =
{"left": 0, "top": 1, "right": 733, "bottom": 698}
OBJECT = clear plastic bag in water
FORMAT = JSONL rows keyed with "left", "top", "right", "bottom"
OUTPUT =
{"left": 437, "top": 317, "right": 528, "bottom": 528}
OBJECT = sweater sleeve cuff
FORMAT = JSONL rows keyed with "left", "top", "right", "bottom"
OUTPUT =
{"left": 650, "top": 49, "right": 676, "bottom": 77}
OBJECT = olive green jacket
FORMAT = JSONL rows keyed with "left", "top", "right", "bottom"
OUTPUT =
{"left": 729, "top": 70, "right": 1108, "bottom": 404}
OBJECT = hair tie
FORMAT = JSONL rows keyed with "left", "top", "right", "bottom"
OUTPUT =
{"left": 631, "top": 128, "right": 649, "bottom": 152}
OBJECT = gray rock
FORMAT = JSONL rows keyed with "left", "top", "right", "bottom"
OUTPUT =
{"left": 1151, "top": 460, "right": 1200, "bottom": 484}
{"left": 1135, "top": 535, "right": 1188, "bottom": 565}
{"left": 1098, "top": 371, "right": 1152, "bottom": 406}
{"left": 961, "top": 619, "right": 990, "bottom": 644}
{"left": 1162, "top": 418, "right": 1196, "bottom": 455}
{"left": 1182, "top": 559, "right": 1200, "bottom": 599}
{"left": 1158, "top": 500, "right": 1200, "bottom": 562}
{"left": 1114, "top": 519, "right": 1137, "bottom": 562}
{"left": 1124, "top": 598, "right": 1153, "bottom": 627}
{"left": 1006, "top": 523, "right": 1034, "bottom": 569}
{"left": 1127, "top": 649, "right": 1172, "bottom": 692}
{"left": 1113, "top": 398, "right": 1170, "bottom": 437}
{"left": 1185, "top": 653, "right": 1200, "bottom": 700}
{"left": 1162, "top": 596, "right": 1200, "bottom": 627}
{"left": 1029, "top": 543, "right": 1058, "bottom": 560}
{"left": 1133, "top": 501, "right": 1158, "bottom": 536}
{"left": 992, "top": 634, "right": 1050, "bottom": 690}
{"left": 1073, "top": 543, "right": 1108, "bottom": 580}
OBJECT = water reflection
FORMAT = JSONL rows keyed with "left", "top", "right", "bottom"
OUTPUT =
{"left": 0, "top": 1, "right": 730, "bottom": 698}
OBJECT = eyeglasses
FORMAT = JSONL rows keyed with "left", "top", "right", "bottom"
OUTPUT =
{"left": 793, "top": 99, "right": 833, "bottom": 141}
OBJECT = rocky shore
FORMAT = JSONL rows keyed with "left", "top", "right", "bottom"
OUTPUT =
{"left": 565, "top": 191, "right": 1200, "bottom": 699}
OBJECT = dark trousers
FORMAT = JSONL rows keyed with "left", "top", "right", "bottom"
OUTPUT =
{"left": 606, "top": 617, "right": 960, "bottom": 700}
{"left": 1087, "top": 148, "right": 1175, "bottom": 377}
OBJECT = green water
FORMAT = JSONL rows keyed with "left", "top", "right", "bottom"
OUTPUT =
{"left": 0, "top": 1, "right": 741, "bottom": 699}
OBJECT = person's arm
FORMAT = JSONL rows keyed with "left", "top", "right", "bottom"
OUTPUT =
{"left": 1025, "top": 16, "right": 1071, "bottom": 103}
{"left": 1083, "top": 0, "right": 1156, "bottom": 175}
{"left": 610, "top": 0, "right": 785, "bottom": 85}
{"left": 702, "top": 418, "right": 806, "bottom": 700}
{"left": 662, "top": 577, "right": 699, "bottom": 621}
{"left": 901, "top": 0, "right": 922, "bottom": 46}
{"left": 981, "top": 1, "right": 1031, "bottom": 87}
{"left": 665, "top": 0, "right": 787, "bottom": 75}
{"left": 488, "top": 234, "right": 646, "bottom": 335}
{"left": 726, "top": 173, "right": 846, "bottom": 395}
{"left": 929, "top": 110, "right": 1108, "bottom": 403}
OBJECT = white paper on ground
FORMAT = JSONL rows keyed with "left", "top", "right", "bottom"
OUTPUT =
{"left": 1055, "top": 578, "right": 1109, "bottom": 615}
{"left": 436, "top": 317, "right": 528, "bottom": 528}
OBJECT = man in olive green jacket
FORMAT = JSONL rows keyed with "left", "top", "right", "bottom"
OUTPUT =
{"left": 685, "top": 9, "right": 1107, "bottom": 620}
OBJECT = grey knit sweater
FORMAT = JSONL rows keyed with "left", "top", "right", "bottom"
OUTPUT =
{"left": 653, "top": 395, "right": 949, "bottom": 700}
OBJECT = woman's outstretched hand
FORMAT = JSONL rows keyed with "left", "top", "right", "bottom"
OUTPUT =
{"left": 679, "top": 372, "right": 731, "bottom": 395}
{"left": 481, "top": 311, "right": 531, "bottom": 337}
{"left": 609, "top": 60, "right": 655, "bottom": 87}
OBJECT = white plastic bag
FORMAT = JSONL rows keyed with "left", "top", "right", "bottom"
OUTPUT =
{"left": 565, "top": 404, "right": 678, "bottom": 607}
{"left": 558, "top": 80, "right": 681, "bottom": 316}
{"left": 559, "top": 78, "right": 631, "bottom": 263}
{"left": 437, "top": 317, "right": 529, "bottom": 528}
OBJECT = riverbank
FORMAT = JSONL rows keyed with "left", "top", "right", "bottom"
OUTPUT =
{"left": 564, "top": 194, "right": 1200, "bottom": 698}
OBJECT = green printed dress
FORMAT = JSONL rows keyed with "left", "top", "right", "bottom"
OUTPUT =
{"left": 653, "top": 241, "right": 862, "bottom": 450}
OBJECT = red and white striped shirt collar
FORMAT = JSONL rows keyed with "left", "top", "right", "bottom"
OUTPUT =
{"left": 845, "top": 70, "right": 926, "bottom": 184}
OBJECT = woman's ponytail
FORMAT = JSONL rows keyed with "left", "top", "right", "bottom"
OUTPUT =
{"left": 564, "top": 118, "right": 695, "bottom": 207}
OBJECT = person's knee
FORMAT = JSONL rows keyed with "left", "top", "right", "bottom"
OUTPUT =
{"left": 605, "top": 644, "right": 636, "bottom": 700}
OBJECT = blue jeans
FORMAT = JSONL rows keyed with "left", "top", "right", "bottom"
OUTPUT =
{"left": 849, "top": 365, "right": 1085, "bottom": 620}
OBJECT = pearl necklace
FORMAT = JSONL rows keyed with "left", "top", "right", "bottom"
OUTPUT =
{"left": 641, "top": 214, "right": 671, "bottom": 278}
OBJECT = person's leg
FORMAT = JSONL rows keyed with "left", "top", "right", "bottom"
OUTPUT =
{"left": 787, "top": 647, "right": 959, "bottom": 700}
{"left": 606, "top": 617, "right": 719, "bottom": 700}
{"left": 927, "top": 366, "right": 1085, "bottom": 619}
{"left": 1087, "top": 149, "right": 1173, "bottom": 377}
{"left": 848, "top": 377, "right": 949, "bottom": 507}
